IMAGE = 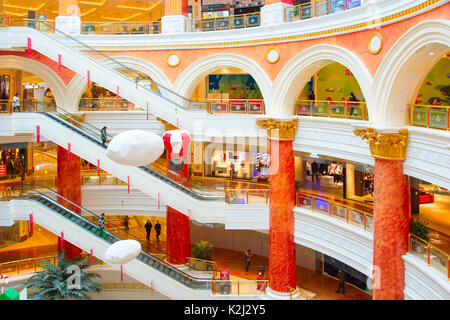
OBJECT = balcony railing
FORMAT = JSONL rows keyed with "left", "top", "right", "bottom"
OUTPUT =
{"left": 211, "top": 278, "right": 268, "bottom": 296}
{"left": 408, "top": 233, "right": 450, "bottom": 280}
{"left": 408, "top": 104, "right": 449, "bottom": 131}
{"left": 81, "top": 21, "right": 161, "bottom": 35}
{"left": 0, "top": 98, "right": 56, "bottom": 114}
{"left": 296, "top": 191, "right": 373, "bottom": 232}
{"left": 0, "top": 253, "right": 105, "bottom": 276}
{"left": 225, "top": 188, "right": 269, "bottom": 205}
{"left": 206, "top": 98, "right": 265, "bottom": 114}
{"left": 296, "top": 99, "right": 368, "bottom": 120}
{"left": 186, "top": 12, "right": 261, "bottom": 33}
{"left": 79, "top": 98, "right": 136, "bottom": 112}
{"left": 285, "top": 0, "right": 361, "bottom": 22}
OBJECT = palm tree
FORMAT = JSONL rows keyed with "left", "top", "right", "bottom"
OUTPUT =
{"left": 24, "top": 250, "right": 102, "bottom": 300}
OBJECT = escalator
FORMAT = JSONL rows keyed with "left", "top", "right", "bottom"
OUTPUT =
{"left": 2, "top": 20, "right": 260, "bottom": 133}
{"left": 7, "top": 185, "right": 215, "bottom": 296}
{"left": 42, "top": 106, "right": 224, "bottom": 202}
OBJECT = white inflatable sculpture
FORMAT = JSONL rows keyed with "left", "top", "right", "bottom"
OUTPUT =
{"left": 106, "top": 130, "right": 164, "bottom": 166}
{"left": 104, "top": 239, "right": 141, "bottom": 265}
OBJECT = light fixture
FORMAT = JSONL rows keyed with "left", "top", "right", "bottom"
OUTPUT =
{"left": 429, "top": 52, "right": 435, "bottom": 56}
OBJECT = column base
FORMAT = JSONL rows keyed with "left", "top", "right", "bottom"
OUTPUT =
{"left": 161, "top": 15, "right": 186, "bottom": 34}
{"left": 261, "top": 3, "right": 290, "bottom": 26}
{"left": 55, "top": 16, "right": 81, "bottom": 35}
{"left": 265, "top": 287, "right": 298, "bottom": 300}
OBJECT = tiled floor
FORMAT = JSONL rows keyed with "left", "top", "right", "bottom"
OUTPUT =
{"left": 0, "top": 224, "right": 371, "bottom": 300}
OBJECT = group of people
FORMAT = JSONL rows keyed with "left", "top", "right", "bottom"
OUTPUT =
{"left": 0, "top": 153, "right": 26, "bottom": 183}
{"left": 310, "top": 160, "right": 344, "bottom": 185}
{"left": 144, "top": 219, "right": 162, "bottom": 242}
{"left": 96, "top": 214, "right": 162, "bottom": 243}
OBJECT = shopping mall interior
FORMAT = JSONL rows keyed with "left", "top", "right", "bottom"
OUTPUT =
{"left": 0, "top": 0, "right": 448, "bottom": 301}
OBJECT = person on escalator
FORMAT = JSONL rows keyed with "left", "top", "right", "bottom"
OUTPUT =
{"left": 100, "top": 126, "right": 108, "bottom": 147}
{"left": 98, "top": 213, "right": 105, "bottom": 233}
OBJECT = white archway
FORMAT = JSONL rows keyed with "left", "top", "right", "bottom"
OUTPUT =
{"left": 65, "top": 56, "right": 172, "bottom": 113}
{"left": 373, "top": 20, "right": 450, "bottom": 128}
{"left": 272, "top": 44, "right": 374, "bottom": 118}
{"left": 173, "top": 53, "right": 273, "bottom": 109}
{"left": 0, "top": 55, "right": 67, "bottom": 108}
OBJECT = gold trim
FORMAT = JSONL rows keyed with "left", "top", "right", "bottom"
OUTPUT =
{"left": 368, "top": 32, "right": 383, "bottom": 54}
{"left": 266, "top": 48, "right": 280, "bottom": 64}
{"left": 256, "top": 118, "right": 299, "bottom": 141}
{"left": 76, "top": 0, "right": 441, "bottom": 51}
{"left": 354, "top": 127, "right": 408, "bottom": 160}
{"left": 167, "top": 53, "right": 180, "bottom": 67}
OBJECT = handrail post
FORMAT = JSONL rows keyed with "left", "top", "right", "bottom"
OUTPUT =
{"left": 427, "top": 245, "right": 431, "bottom": 265}
{"left": 363, "top": 214, "right": 367, "bottom": 230}
{"left": 447, "top": 257, "right": 449, "bottom": 280}
{"left": 427, "top": 107, "right": 430, "bottom": 128}
{"left": 408, "top": 233, "right": 411, "bottom": 253}
{"left": 346, "top": 208, "right": 349, "bottom": 223}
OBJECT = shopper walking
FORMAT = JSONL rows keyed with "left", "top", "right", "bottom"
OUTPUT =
{"left": 154, "top": 221, "right": 161, "bottom": 242}
{"left": 144, "top": 220, "right": 152, "bottom": 241}
{"left": 311, "top": 160, "right": 319, "bottom": 183}
{"left": 348, "top": 92, "right": 359, "bottom": 117}
{"left": 335, "top": 269, "right": 346, "bottom": 294}
{"left": 100, "top": 126, "right": 108, "bottom": 147}
{"left": 244, "top": 249, "right": 252, "bottom": 272}
{"left": 12, "top": 93, "right": 20, "bottom": 112}
{"left": 123, "top": 215, "right": 129, "bottom": 232}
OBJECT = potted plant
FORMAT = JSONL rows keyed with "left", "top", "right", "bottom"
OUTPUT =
{"left": 410, "top": 218, "right": 430, "bottom": 254}
{"left": 191, "top": 240, "right": 213, "bottom": 269}
{"left": 24, "top": 250, "right": 102, "bottom": 300}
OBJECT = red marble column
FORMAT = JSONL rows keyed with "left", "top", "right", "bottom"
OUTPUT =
{"left": 268, "top": 139, "right": 297, "bottom": 293}
{"left": 165, "top": 138, "right": 191, "bottom": 265}
{"left": 373, "top": 158, "right": 410, "bottom": 300}
{"left": 57, "top": 145, "right": 82, "bottom": 261}
{"left": 166, "top": 206, "right": 190, "bottom": 265}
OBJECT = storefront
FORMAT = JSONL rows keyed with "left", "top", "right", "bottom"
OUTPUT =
{"left": 203, "top": 139, "right": 269, "bottom": 182}
{"left": 294, "top": 152, "right": 374, "bottom": 204}
{"left": 0, "top": 143, "right": 30, "bottom": 182}
{"left": 201, "top": 3, "right": 231, "bottom": 18}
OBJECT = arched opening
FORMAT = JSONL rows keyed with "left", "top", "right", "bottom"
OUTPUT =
{"left": 189, "top": 67, "right": 265, "bottom": 114}
{"left": 294, "top": 62, "right": 368, "bottom": 120}
{"left": 0, "top": 68, "right": 56, "bottom": 113}
{"left": 174, "top": 53, "right": 272, "bottom": 113}
{"left": 77, "top": 67, "right": 159, "bottom": 112}
{"left": 410, "top": 53, "right": 450, "bottom": 130}
{"left": 273, "top": 45, "right": 372, "bottom": 118}
{"left": 373, "top": 21, "right": 449, "bottom": 128}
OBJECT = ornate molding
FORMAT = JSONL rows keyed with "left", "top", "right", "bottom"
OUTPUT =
{"left": 256, "top": 118, "right": 298, "bottom": 141}
{"left": 354, "top": 127, "right": 408, "bottom": 160}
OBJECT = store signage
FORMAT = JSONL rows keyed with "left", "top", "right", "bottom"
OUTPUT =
{"left": 0, "top": 164, "right": 6, "bottom": 177}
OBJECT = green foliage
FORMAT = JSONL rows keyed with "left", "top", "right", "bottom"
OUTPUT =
{"left": 24, "top": 250, "right": 102, "bottom": 300}
{"left": 411, "top": 218, "right": 430, "bottom": 242}
{"left": 191, "top": 240, "right": 213, "bottom": 260}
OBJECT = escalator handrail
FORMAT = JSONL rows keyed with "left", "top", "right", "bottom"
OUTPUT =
{"left": 41, "top": 110, "right": 224, "bottom": 200}
{"left": 11, "top": 184, "right": 214, "bottom": 282}
{"left": 8, "top": 19, "right": 207, "bottom": 112}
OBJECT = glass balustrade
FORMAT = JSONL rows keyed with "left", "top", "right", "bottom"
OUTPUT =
{"left": 409, "top": 104, "right": 449, "bottom": 131}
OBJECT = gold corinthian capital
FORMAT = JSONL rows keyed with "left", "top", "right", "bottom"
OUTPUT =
{"left": 256, "top": 118, "right": 299, "bottom": 141}
{"left": 354, "top": 127, "right": 408, "bottom": 160}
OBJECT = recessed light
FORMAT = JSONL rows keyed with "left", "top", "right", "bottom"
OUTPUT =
{"left": 429, "top": 52, "right": 435, "bottom": 56}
